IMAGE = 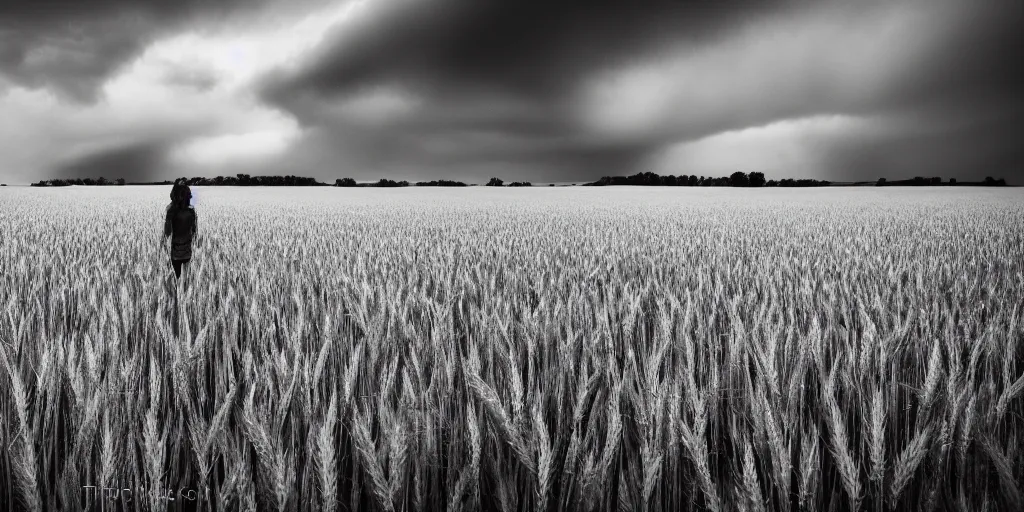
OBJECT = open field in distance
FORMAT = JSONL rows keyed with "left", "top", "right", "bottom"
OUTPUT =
{"left": 0, "top": 186, "right": 1022, "bottom": 511}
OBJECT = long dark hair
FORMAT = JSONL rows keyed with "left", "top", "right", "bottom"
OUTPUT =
{"left": 170, "top": 183, "right": 192, "bottom": 210}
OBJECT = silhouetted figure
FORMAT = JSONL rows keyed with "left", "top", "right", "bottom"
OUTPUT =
{"left": 164, "top": 183, "right": 198, "bottom": 278}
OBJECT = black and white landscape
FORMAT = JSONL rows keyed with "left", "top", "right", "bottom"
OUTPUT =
{"left": 1, "top": 1, "right": 1022, "bottom": 511}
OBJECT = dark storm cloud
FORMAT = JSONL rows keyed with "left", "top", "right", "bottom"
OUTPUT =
{"left": 827, "top": 0, "right": 1024, "bottom": 182}
{"left": 263, "top": 83, "right": 662, "bottom": 181}
{"left": 263, "top": 0, "right": 780, "bottom": 103}
{"left": 0, "top": 24, "right": 148, "bottom": 102}
{"left": 257, "top": 0, "right": 791, "bottom": 179}
{"left": 0, "top": 0, "right": 280, "bottom": 102}
{"left": 863, "top": 1, "right": 1023, "bottom": 117}
{"left": 51, "top": 141, "right": 170, "bottom": 183}
{"left": 3, "top": 0, "right": 1018, "bottom": 183}
{"left": 259, "top": 0, "right": 1023, "bottom": 182}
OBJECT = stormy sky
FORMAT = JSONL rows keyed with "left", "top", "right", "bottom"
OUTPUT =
{"left": 0, "top": 0, "right": 1020, "bottom": 185}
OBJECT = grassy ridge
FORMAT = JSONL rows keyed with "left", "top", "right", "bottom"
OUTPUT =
{"left": 0, "top": 187, "right": 1022, "bottom": 511}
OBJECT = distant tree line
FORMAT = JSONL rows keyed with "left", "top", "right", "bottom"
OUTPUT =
{"left": 875, "top": 176, "right": 1007, "bottom": 186}
{"left": 31, "top": 177, "right": 128, "bottom": 187}
{"left": 415, "top": 180, "right": 468, "bottom": 187}
{"left": 31, "top": 175, "right": 329, "bottom": 187}
{"left": 484, "top": 178, "right": 532, "bottom": 187}
{"left": 180, "top": 175, "right": 328, "bottom": 186}
{"left": 586, "top": 171, "right": 811, "bottom": 187}
{"left": 372, "top": 179, "right": 410, "bottom": 188}
{"left": 28, "top": 172, "right": 1011, "bottom": 188}
{"left": 586, "top": 171, "right": 1010, "bottom": 187}
{"left": 335, "top": 179, "right": 473, "bottom": 187}
{"left": 335, "top": 178, "right": 412, "bottom": 187}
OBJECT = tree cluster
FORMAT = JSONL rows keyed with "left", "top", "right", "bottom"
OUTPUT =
{"left": 335, "top": 178, "right": 413, "bottom": 187}
{"left": 586, "top": 171, "right": 820, "bottom": 187}
{"left": 31, "top": 177, "right": 127, "bottom": 187}
{"left": 336, "top": 178, "right": 468, "bottom": 187}
{"left": 876, "top": 176, "right": 1006, "bottom": 186}
{"left": 415, "top": 180, "right": 468, "bottom": 187}
{"left": 33, "top": 175, "right": 337, "bottom": 187}
{"left": 183, "top": 175, "right": 328, "bottom": 186}
{"left": 765, "top": 178, "right": 833, "bottom": 187}
{"left": 27, "top": 172, "right": 1011, "bottom": 189}
{"left": 482, "top": 177, "right": 533, "bottom": 186}
{"left": 372, "top": 179, "right": 410, "bottom": 188}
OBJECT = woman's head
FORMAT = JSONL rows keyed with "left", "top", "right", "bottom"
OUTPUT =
{"left": 170, "top": 184, "right": 192, "bottom": 208}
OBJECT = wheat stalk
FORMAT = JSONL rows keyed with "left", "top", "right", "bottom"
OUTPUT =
{"left": 890, "top": 425, "right": 932, "bottom": 507}
{"left": 977, "top": 435, "right": 1023, "bottom": 510}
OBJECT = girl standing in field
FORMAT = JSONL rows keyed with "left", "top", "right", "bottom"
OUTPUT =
{"left": 164, "top": 183, "right": 198, "bottom": 278}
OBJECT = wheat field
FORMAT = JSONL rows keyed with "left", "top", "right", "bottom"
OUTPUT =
{"left": 0, "top": 186, "right": 1022, "bottom": 512}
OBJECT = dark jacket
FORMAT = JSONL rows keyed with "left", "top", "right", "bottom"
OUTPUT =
{"left": 165, "top": 205, "right": 198, "bottom": 260}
